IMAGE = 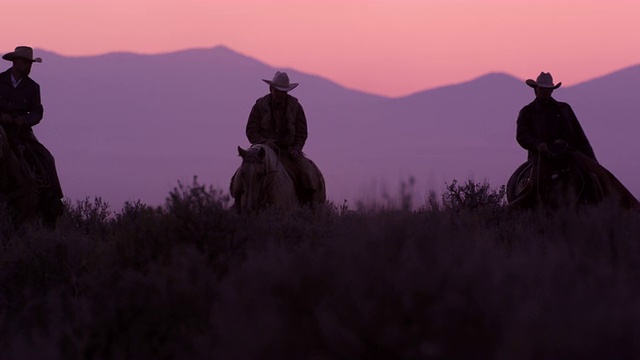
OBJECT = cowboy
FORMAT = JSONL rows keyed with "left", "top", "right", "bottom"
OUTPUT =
{"left": 245, "top": 71, "right": 316, "bottom": 202}
{"left": 509, "top": 72, "right": 599, "bottom": 208}
{"left": 0, "top": 46, "right": 64, "bottom": 222}
{"left": 517, "top": 72, "right": 596, "bottom": 161}
{"left": 509, "top": 72, "right": 640, "bottom": 210}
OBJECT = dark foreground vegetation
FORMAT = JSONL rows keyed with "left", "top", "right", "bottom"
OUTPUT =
{"left": 1, "top": 178, "right": 640, "bottom": 359}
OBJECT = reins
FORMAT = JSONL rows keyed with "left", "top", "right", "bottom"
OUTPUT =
{"left": 536, "top": 150, "right": 587, "bottom": 207}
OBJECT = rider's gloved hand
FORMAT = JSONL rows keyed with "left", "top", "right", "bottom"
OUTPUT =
{"left": 0, "top": 114, "right": 26, "bottom": 126}
{"left": 13, "top": 116, "right": 26, "bottom": 127}
{"left": 289, "top": 148, "right": 302, "bottom": 158}
{"left": 536, "top": 142, "right": 548, "bottom": 153}
{"left": 260, "top": 139, "right": 276, "bottom": 148}
{"left": 554, "top": 139, "right": 568, "bottom": 147}
{"left": 0, "top": 113, "right": 11, "bottom": 124}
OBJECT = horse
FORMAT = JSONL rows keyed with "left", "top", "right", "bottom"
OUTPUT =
{"left": 0, "top": 125, "right": 49, "bottom": 226}
{"left": 507, "top": 141, "right": 639, "bottom": 210}
{"left": 230, "top": 144, "right": 326, "bottom": 212}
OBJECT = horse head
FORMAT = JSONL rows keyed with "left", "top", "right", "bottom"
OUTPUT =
{"left": 232, "top": 144, "right": 283, "bottom": 212}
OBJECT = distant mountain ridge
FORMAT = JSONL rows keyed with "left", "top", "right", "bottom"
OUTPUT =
{"left": 27, "top": 46, "right": 640, "bottom": 207}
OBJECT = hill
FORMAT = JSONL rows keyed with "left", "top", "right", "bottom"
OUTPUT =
{"left": 27, "top": 46, "right": 640, "bottom": 207}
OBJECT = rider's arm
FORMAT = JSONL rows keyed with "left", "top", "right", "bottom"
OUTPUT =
{"left": 516, "top": 108, "right": 542, "bottom": 152}
{"left": 246, "top": 101, "right": 268, "bottom": 144}
{"left": 0, "top": 83, "right": 43, "bottom": 128}
{"left": 293, "top": 104, "right": 307, "bottom": 151}
{"left": 22, "top": 83, "right": 44, "bottom": 127}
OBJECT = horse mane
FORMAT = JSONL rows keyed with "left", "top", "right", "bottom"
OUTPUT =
{"left": 239, "top": 144, "right": 280, "bottom": 172}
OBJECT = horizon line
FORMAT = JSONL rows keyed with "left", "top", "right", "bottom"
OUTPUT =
{"left": 28, "top": 44, "right": 639, "bottom": 99}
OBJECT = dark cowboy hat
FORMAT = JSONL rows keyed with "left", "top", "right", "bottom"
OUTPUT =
{"left": 526, "top": 72, "right": 561, "bottom": 89}
{"left": 2, "top": 46, "right": 42, "bottom": 63}
{"left": 262, "top": 71, "right": 298, "bottom": 92}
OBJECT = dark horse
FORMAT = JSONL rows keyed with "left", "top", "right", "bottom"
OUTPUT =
{"left": 230, "top": 144, "right": 326, "bottom": 212}
{"left": 0, "top": 125, "right": 57, "bottom": 226}
{"left": 507, "top": 141, "right": 639, "bottom": 210}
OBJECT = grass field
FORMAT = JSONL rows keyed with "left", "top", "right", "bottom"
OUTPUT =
{"left": 1, "top": 179, "right": 639, "bottom": 359}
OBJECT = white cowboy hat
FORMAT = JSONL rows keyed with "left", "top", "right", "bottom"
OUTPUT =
{"left": 262, "top": 71, "right": 298, "bottom": 92}
{"left": 2, "top": 46, "right": 42, "bottom": 63}
{"left": 526, "top": 72, "right": 561, "bottom": 89}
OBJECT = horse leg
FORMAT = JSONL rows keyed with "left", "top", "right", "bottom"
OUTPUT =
{"left": 39, "top": 192, "right": 63, "bottom": 228}
{"left": 229, "top": 169, "right": 244, "bottom": 212}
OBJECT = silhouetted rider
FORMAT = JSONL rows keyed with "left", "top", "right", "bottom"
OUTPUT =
{"left": 0, "top": 46, "right": 64, "bottom": 222}
{"left": 245, "top": 71, "right": 316, "bottom": 202}
{"left": 517, "top": 72, "right": 596, "bottom": 161}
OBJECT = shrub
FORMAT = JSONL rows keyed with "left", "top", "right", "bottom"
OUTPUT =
{"left": 60, "top": 197, "right": 112, "bottom": 236}
{"left": 442, "top": 178, "right": 506, "bottom": 211}
{"left": 2, "top": 179, "right": 640, "bottom": 359}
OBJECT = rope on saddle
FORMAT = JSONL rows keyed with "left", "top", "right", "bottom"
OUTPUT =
{"left": 17, "top": 144, "right": 50, "bottom": 194}
{"left": 536, "top": 151, "right": 588, "bottom": 206}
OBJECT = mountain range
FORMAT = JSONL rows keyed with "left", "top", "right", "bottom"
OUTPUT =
{"left": 26, "top": 46, "right": 640, "bottom": 208}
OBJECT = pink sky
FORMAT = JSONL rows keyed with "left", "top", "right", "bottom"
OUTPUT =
{"left": 3, "top": 0, "right": 639, "bottom": 97}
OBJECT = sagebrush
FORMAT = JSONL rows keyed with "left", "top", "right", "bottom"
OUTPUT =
{"left": 1, "top": 178, "right": 639, "bottom": 360}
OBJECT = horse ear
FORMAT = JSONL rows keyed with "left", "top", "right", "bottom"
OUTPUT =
{"left": 238, "top": 146, "right": 247, "bottom": 158}
{"left": 258, "top": 147, "right": 266, "bottom": 159}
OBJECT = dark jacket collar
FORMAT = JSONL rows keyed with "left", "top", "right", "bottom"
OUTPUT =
{"left": 260, "top": 93, "right": 298, "bottom": 110}
{"left": 531, "top": 97, "right": 559, "bottom": 110}
{"left": 0, "top": 68, "right": 33, "bottom": 88}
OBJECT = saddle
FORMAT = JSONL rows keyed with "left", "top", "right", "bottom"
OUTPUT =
{"left": 508, "top": 141, "right": 606, "bottom": 208}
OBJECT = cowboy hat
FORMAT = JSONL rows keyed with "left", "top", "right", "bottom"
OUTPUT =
{"left": 262, "top": 71, "right": 298, "bottom": 92}
{"left": 2, "top": 46, "right": 42, "bottom": 63}
{"left": 526, "top": 72, "right": 561, "bottom": 89}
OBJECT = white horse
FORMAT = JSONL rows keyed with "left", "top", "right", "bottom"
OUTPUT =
{"left": 230, "top": 144, "right": 297, "bottom": 212}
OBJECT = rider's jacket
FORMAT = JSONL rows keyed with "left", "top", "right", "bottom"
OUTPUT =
{"left": 246, "top": 93, "right": 308, "bottom": 152}
{"left": 516, "top": 98, "right": 596, "bottom": 161}
{"left": 0, "top": 68, "right": 43, "bottom": 140}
